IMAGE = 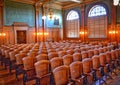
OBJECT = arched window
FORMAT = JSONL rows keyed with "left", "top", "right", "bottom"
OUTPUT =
{"left": 67, "top": 10, "right": 79, "bottom": 20}
{"left": 88, "top": 5, "right": 106, "bottom": 17}
{"left": 66, "top": 10, "right": 79, "bottom": 38}
{"left": 88, "top": 5, "right": 107, "bottom": 38}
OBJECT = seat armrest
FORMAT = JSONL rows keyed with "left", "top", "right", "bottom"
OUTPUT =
{"left": 106, "top": 64, "right": 109, "bottom": 67}
{"left": 36, "top": 73, "right": 51, "bottom": 79}
{"left": 71, "top": 78, "right": 82, "bottom": 83}
{"left": 84, "top": 73, "right": 92, "bottom": 76}
{"left": 68, "top": 79, "right": 76, "bottom": 85}
{"left": 23, "top": 68, "right": 35, "bottom": 72}
{"left": 15, "top": 64, "right": 23, "bottom": 69}
{"left": 16, "top": 64, "right": 23, "bottom": 67}
{"left": 91, "top": 70, "right": 95, "bottom": 74}
{"left": 98, "top": 66, "right": 103, "bottom": 70}
{"left": 81, "top": 75, "right": 86, "bottom": 79}
{"left": 67, "top": 82, "right": 74, "bottom": 85}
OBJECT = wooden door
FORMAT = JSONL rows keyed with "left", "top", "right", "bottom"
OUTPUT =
{"left": 17, "top": 30, "right": 26, "bottom": 44}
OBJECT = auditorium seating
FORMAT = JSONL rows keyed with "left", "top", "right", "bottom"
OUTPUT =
{"left": 0, "top": 41, "right": 120, "bottom": 85}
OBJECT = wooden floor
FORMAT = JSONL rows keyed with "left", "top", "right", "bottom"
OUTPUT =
{"left": 0, "top": 63, "right": 120, "bottom": 85}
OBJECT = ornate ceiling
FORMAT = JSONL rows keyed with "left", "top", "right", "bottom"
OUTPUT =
{"left": 11, "top": 0, "right": 98, "bottom": 9}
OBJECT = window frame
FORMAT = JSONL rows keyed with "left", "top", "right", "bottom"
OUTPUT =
{"left": 87, "top": 5, "right": 107, "bottom": 39}
{"left": 66, "top": 10, "right": 80, "bottom": 38}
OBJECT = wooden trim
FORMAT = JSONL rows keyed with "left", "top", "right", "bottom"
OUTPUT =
{"left": 34, "top": 4, "right": 39, "bottom": 43}
{"left": 13, "top": 22, "right": 28, "bottom": 44}
{"left": 11, "top": 0, "right": 35, "bottom": 5}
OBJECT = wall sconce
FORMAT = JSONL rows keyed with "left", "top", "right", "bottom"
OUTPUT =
{"left": 109, "top": 30, "right": 118, "bottom": 34}
{"left": 44, "top": 32, "right": 49, "bottom": 35}
{"left": 79, "top": 31, "right": 87, "bottom": 35}
{"left": 34, "top": 32, "right": 49, "bottom": 36}
{"left": 0, "top": 33, "right": 6, "bottom": 36}
{"left": 113, "top": 0, "right": 120, "bottom": 6}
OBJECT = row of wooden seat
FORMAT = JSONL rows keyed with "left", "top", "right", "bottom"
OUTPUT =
{"left": 17, "top": 50, "right": 120, "bottom": 85}
{"left": 0, "top": 41, "right": 119, "bottom": 85}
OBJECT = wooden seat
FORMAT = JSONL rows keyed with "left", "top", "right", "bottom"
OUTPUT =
{"left": 74, "top": 48, "right": 81, "bottom": 53}
{"left": 99, "top": 53, "right": 108, "bottom": 77}
{"left": 58, "top": 51, "right": 67, "bottom": 57}
{"left": 38, "top": 49, "right": 47, "bottom": 54}
{"left": 56, "top": 48, "right": 63, "bottom": 52}
{"left": 94, "top": 49, "right": 99, "bottom": 55}
{"left": 73, "top": 53, "right": 82, "bottom": 61}
{"left": 47, "top": 49, "right": 56, "bottom": 53}
{"left": 9, "top": 50, "right": 20, "bottom": 73}
{"left": 36, "top": 54, "right": 48, "bottom": 61}
{"left": 50, "top": 57, "right": 63, "bottom": 71}
{"left": 88, "top": 50, "right": 94, "bottom": 58}
{"left": 48, "top": 52, "right": 58, "bottom": 60}
{"left": 63, "top": 54, "right": 73, "bottom": 66}
{"left": 20, "top": 49, "right": 29, "bottom": 54}
{"left": 15, "top": 53, "right": 26, "bottom": 80}
{"left": 92, "top": 55, "right": 101, "bottom": 79}
{"left": 105, "top": 51, "right": 115, "bottom": 77}
{"left": 82, "top": 58, "right": 94, "bottom": 85}
{"left": 70, "top": 61, "right": 84, "bottom": 85}
{"left": 111, "top": 50, "right": 118, "bottom": 70}
{"left": 22, "top": 56, "right": 36, "bottom": 85}
{"left": 80, "top": 47, "right": 86, "bottom": 52}
{"left": 66, "top": 49, "right": 74, "bottom": 55}
{"left": 103, "top": 47, "right": 108, "bottom": 53}
{"left": 35, "top": 60, "right": 51, "bottom": 85}
{"left": 27, "top": 51, "right": 37, "bottom": 58}
{"left": 92, "top": 55, "right": 107, "bottom": 84}
{"left": 81, "top": 51, "right": 88, "bottom": 60}
{"left": 4, "top": 49, "right": 11, "bottom": 69}
{"left": 99, "top": 48, "right": 104, "bottom": 54}
{"left": 63, "top": 47, "right": 69, "bottom": 51}
{"left": 53, "top": 65, "right": 74, "bottom": 85}
{"left": 114, "top": 49, "right": 120, "bottom": 67}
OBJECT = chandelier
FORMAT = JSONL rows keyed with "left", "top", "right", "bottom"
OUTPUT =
{"left": 41, "top": 1, "right": 54, "bottom": 20}
{"left": 48, "top": 8, "right": 53, "bottom": 20}
{"left": 113, "top": 0, "right": 120, "bottom": 6}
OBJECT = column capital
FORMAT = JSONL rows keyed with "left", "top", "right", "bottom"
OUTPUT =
{"left": 80, "top": 5, "right": 85, "bottom": 12}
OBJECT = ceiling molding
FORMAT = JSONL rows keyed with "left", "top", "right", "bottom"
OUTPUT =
{"left": 10, "top": 0, "right": 100, "bottom": 9}
{"left": 62, "top": 3, "right": 80, "bottom": 9}
{"left": 11, "top": 0, "right": 35, "bottom": 5}
{"left": 62, "top": 0, "right": 100, "bottom": 9}
{"left": 49, "top": 3, "right": 62, "bottom": 10}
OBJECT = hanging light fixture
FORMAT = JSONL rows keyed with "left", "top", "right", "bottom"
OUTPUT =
{"left": 113, "top": 0, "right": 120, "bottom": 6}
{"left": 48, "top": 8, "right": 53, "bottom": 20}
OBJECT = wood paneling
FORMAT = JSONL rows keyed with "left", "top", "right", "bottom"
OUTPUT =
{"left": 0, "top": 6, "right": 2, "bottom": 29}
{"left": 38, "top": 28, "right": 61, "bottom": 42}
{"left": 2, "top": 26, "right": 61, "bottom": 44}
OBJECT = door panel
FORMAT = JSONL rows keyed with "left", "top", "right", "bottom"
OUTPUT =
{"left": 17, "top": 30, "right": 26, "bottom": 44}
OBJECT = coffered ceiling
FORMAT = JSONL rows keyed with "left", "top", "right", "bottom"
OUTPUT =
{"left": 11, "top": 0, "right": 98, "bottom": 9}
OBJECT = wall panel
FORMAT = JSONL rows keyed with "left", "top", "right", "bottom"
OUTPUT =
{"left": 4, "top": 0, "right": 35, "bottom": 27}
